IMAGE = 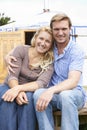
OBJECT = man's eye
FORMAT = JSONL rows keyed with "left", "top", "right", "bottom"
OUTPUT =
{"left": 53, "top": 29, "right": 59, "bottom": 31}
{"left": 62, "top": 28, "right": 67, "bottom": 31}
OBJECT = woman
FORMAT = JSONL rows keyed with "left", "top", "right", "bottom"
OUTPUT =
{"left": 0, "top": 27, "right": 54, "bottom": 130}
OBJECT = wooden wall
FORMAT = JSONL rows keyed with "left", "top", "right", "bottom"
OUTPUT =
{"left": 0, "top": 30, "right": 26, "bottom": 83}
{"left": 0, "top": 29, "right": 36, "bottom": 83}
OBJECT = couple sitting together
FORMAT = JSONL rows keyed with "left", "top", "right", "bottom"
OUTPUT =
{"left": 0, "top": 12, "right": 86, "bottom": 130}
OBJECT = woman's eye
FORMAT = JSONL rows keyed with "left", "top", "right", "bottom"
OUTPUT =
{"left": 39, "top": 37, "right": 43, "bottom": 40}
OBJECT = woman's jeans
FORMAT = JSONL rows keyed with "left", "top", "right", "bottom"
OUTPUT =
{"left": 0, "top": 84, "right": 36, "bottom": 130}
{"left": 33, "top": 88, "right": 85, "bottom": 130}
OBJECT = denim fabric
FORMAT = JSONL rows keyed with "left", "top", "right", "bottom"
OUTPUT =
{"left": 0, "top": 84, "right": 36, "bottom": 130}
{"left": 33, "top": 88, "right": 85, "bottom": 130}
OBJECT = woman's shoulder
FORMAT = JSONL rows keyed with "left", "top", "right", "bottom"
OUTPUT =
{"left": 15, "top": 45, "right": 30, "bottom": 50}
{"left": 14, "top": 45, "right": 30, "bottom": 53}
{"left": 12, "top": 45, "right": 30, "bottom": 57}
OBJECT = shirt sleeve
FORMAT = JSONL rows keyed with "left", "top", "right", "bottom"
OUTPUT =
{"left": 7, "top": 45, "right": 26, "bottom": 82}
{"left": 69, "top": 45, "right": 85, "bottom": 72}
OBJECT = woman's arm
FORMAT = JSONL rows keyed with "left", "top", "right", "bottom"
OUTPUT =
{"left": 2, "top": 64, "right": 54, "bottom": 103}
{"left": 2, "top": 79, "right": 19, "bottom": 102}
{"left": 3, "top": 46, "right": 24, "bottom": 101}
{"left": 5, "top": 63, "right": 54, "bottom": 94}
{"left": 13, "top": 64, "right": 54, "bottom": 92}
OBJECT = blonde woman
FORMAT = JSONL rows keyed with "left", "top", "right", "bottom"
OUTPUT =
{"left": 0, "top": 27, "right": 54, "bottom": 130}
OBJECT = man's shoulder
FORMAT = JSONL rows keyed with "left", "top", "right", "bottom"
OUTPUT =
{"left": 70, "top": 41, "right": 84, "bottom": 53}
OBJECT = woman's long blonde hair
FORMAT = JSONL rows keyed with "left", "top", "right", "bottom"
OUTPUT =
{"left": 31, "top": 26, "right": 54, "bottom": 72}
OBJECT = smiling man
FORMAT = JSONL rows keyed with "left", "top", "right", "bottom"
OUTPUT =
{"left": 33, "top": 12, "right": 86, "bottom": 130}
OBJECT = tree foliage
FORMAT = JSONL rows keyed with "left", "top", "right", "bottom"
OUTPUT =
{"left": 0, "top": 13, "right": 15, "bottom": 26}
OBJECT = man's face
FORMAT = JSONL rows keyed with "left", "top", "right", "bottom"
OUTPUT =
{"left": 52, "top": 20, "right": 71, "bottom": 45}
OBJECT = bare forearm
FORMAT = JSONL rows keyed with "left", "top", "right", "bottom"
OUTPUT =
{"left": 20, "top": 81, "right": 39, "bottom": 92}
{"left": 49, "top": 78, "right": 78, "bottom": 94}
{"left": 8, "top": 79, "right": 39, "bottom": 93}
{"left": 50, "top": 70, "right": 81, "bottom": 94}
{"left": 8, "top": 79, "right": 18, "bottom": 88}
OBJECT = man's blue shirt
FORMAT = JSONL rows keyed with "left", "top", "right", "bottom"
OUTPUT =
{"left": 49, "top": 40, "right": 85, "bottom": 88}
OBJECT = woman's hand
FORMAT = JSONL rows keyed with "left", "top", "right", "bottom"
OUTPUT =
{"left": 16, "top": 92, "right": 29, "bottom": 105}
{"left": 5, "top": 55, "right": 19, "bottom": 74}
{"left": 2, "top": 87, "right": 20, "bottom": 102}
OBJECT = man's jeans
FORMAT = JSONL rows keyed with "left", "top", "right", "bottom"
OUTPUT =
{"left": 33, "top": 87, "right": 85, "bottom": 130}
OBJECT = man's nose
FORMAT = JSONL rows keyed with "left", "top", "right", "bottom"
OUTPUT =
{"left": 58, "top": 30, "right": 63, "bottom": 35}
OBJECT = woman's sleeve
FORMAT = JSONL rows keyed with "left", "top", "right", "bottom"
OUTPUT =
{"left": 7, "top": 46, "right": 24, "bottom": 82}
{"left": 36, "top": 64, "right": 54, "bottom": 88}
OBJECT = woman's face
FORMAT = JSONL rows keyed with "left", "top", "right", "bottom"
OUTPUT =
{"left": 35, "top": 31, "right": 52, "bottom": 54}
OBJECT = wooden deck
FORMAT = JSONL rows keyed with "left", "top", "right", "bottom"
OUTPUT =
{"left": 53, "top": 102, "right": 87, "bottom": 130}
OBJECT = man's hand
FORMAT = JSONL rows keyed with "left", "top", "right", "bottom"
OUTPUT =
{"left": 5, "top": 55, "right": 19, "bottom": 74}
{"left": 36, "top": 89, "right": 54, "bottom": 112}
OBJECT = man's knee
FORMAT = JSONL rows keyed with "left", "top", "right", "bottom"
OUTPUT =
{"left": 59, "top": 90, "right": 74, "bottom": 106}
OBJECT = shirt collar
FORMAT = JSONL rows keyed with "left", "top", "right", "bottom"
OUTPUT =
{"left": 54, "top": 39, "right": 72, "bottom": 60}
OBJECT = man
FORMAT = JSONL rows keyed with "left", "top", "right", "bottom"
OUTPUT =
{"left": 33, "top": 13, "right": 86, "bottom": 130}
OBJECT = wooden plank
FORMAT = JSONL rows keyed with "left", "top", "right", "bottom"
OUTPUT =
{"left": 53, "top": 102, "right": 87, "bottom": 130}
{"left": 0, "top": 31, "right": 25, "bottom": 83}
